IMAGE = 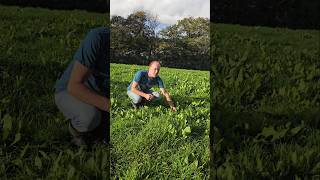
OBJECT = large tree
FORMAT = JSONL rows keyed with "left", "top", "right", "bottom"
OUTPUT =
{"left": 111, "top": 11, "right": 159, "bottom": 64}
{"left": 111, "top": 12, "right": 210, "bottom": 70}
{"left": 158, "top": 17, "right": 210, "bottom": 69}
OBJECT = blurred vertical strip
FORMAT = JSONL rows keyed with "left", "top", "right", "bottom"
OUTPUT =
{"left": 210, "top": 0, "right": 319, "bottom": 29}
{"left": 0, "top": 0, "right": 110, "bottom": 13}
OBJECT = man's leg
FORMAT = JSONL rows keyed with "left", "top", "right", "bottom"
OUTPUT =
{"left": 55, "top": 90, "right": 102, "bottom": 146}
{"left": 127, "top": 90, "right": 143, "bottom": 108}
{"left": 151, "top": 91, "right": 162, "bottom": 101}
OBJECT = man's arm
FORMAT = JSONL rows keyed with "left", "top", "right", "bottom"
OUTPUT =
{"left": 131, "top": 82, "right": 154, "bottom": 100}
{"left": 160, "top": 88, "right": 177, "bottom": 111}
{"left": 67, "top": 61, "right": 110, "bottom": 112}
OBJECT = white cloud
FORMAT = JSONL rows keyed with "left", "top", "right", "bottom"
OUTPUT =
{"left": 110, "top": 0, "right": 210, "bottom": 25}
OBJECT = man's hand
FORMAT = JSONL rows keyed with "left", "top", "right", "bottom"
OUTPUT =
{"left": 167, "top": 101, "right": 177, "bottom": 112}
{"left": 101, "top": 97, "right": 110, "bottom": 112}
{"left": 160, "top": 88, "right": 177, "bottom": 112}
{"left": 144, "top": 94, "right": 154, "bottom": 101}
{"left": 171, "top": 106, "right": 177, "bottom": 112}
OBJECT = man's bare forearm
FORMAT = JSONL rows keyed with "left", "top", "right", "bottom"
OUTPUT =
{"left": 68, "top": 82, "right": 109, "bottom": 111}
{"left": 131, "top": 87, "right": 146, "bottom": 98}
{"left": 167, "top": 100, "right": 175, "bottom": 107}
{"left": 164, "top": 94, "right": 175, "bottom": 107}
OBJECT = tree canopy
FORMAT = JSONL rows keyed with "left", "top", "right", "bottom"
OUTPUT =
{"left": 111, "top": 11, "right": 210, "bottom": 70}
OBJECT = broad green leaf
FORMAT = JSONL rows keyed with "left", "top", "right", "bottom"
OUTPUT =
{"left": 2, "top": 114, "right": 12, "bottom": 141}
{"left": 39, "top": 150, "right": 49, "bottom": 160}
{"left": 67, "top": 165, "right": 75, "bottom": 179}
{"left": 291, "top": 151, "right": 297, "bottom": 165}
{"left": 35, "top": 156, "right": 42, "bottom": 169}
{"left": 10, "top": 133, "right": 21, "bottom": 146}
{"left": 19, "top": 144, "right": 29, "bottom": 159}
{"left": 256, "top": 158, "right": 263, "bottom": 172}
{"left": 191, "top": 160, "right": 198, "bottom": 168}
{"left": 184, "top": 156, "right": 189, "bottom": 164}
{"left": 12, "top": 159, "right": 23, "bottom": 167}
{"left": 182, "top": 126, "right": 191, "bottom": 137}
{"left": 290, "top": 126, "right": 303, "bottom": 135}
{"left": 311, "top": 162, "right": 320, "bottom": 174}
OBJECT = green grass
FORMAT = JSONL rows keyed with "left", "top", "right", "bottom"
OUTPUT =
{"left": 0, "top": 5, "right": 210, "bottom": 179}
{"left": 110, "top": 63, "right": 210, "bottom": 179}
{"left": 212, "top": 23, "right": 319, "bottom": 52}
{"left": 211, "top": 23, "right": 320, "bottom": 179}
{"left": 0, "top": 4, "right": 107, "bottom": 65}
{"left": 0, "top": 5, "right": 110, "bottom": 179}
{"left": 1, "top": 3, "right": 319, "bottom": 179}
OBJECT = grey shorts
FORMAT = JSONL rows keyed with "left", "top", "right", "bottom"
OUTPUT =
{"left": 127, "top": 89, "right": 161, "bottom": 104}
{"left": 54, "top": 90, "right": 101, "bottom": 132}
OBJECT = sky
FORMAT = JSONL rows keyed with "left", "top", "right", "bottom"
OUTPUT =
{"left": 110, "top": 0, "right": 210, "bottom": 26}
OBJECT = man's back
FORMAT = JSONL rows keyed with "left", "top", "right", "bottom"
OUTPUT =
{"left": 54, "top": 27, "right": 109, "bottom": 96}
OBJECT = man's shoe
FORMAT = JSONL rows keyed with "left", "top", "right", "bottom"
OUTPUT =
{"left": 131, "top": 101, "right": 139, "bottom": 109}
{"left": 68, "top": 122, "right": 80, "bottom": 137}
{"left": 69, "top": 122, "right": 88, "bottom": 147}
{"left": 71, "top": 136, "right": 87, "bottom": 147}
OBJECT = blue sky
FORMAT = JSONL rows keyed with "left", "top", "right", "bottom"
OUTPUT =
{"left": 155, "top": 23, "right": 169, "bottom": 33}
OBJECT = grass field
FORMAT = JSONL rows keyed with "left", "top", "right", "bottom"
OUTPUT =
{"left": 0, "top": 5, "right": 111, "bottom": 179}
{"left": 110, "top": 63, "right": 210, "bottom": 179}
{"left": 1, "top": 3, "right": 319, "bottom": 179}
{"left": 211, "top": 23, "right": 320, "bottom": 179}
{"left": 0, "top": 5, "right": 210, "bottom": 179}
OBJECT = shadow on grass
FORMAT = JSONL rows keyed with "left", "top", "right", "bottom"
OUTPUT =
{"left": 209, "top": 103, "right": 320, "bottom": 157}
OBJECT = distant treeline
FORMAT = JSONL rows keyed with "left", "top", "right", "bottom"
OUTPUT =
{"left": 212, "top": 0, "right": 319, "bottom": 29}
{"left": 111, "top": 11, "right": 210, "bottom": 70}
{"left": 0, "top": 0, "right": 109, "bottom": 13}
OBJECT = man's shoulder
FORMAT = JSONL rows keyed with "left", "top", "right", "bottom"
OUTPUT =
{"left": 133, "top": 70, "right": 147, "bottom": 82}
{"left": 155, "top": 75, "right": 162, "bottom": 80}
{"left": 136, "top": 70, "right": 148, "bottom": 76}
{"left": 89, "top": 27, "right": 109, "bottom": 35}
{"left": 85, "top": 27, "right": 109, "bottom": 42}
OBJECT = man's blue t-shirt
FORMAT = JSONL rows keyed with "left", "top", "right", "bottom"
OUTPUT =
{"left": 128, "top": 70, "right": 164, "bottom": 91}
{"left": 54, "top": 27, "right": 109, "bottom": 97}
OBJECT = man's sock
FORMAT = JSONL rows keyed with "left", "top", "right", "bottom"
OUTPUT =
{"left": 131, "top": 101, "right": 139, "bottom": 109}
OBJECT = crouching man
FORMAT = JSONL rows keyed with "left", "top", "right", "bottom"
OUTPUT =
{"left": 54, "top": 27, "right": 110, "bottom": 147}
{"left": 127, "top": 60, "right": 177, "bottom": 112}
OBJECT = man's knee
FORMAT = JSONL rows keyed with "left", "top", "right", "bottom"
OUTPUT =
{"left": 152, "top": 91, "right": 161, "bottom": 101}
{"left": 55, "top": 91, "right": 102, "bottom": 133}
{"left": 72, "top": 107, "right": 101, "bottom": 132}
{"left": 128, "top": 91, "right": 142, "bottom": 104}
{"left": 132, "top": 95, "right": 142, "bottom": 104}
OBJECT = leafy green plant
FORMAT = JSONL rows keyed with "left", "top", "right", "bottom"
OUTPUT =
{"left": 211, "top": 23, "right": 320, "bottom": 179}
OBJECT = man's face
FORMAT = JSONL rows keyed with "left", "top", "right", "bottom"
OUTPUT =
{"left": 148, "top": 63, "right": 160, "bottom": 78}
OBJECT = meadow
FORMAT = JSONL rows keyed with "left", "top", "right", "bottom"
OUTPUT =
{"left": 0, "top": 5, "right": 210, "bottom": 179}
{"left": 211, "top": 23, "right": 320, "bottom": 179}
{"left": 110, "top": 64, "right": 210, "bottom": 179}
{"left": 1, "top": 3, "right": 319, "bottom": 179}
{"left": 0, "top": 5, "right": 111, "bottom": 179}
